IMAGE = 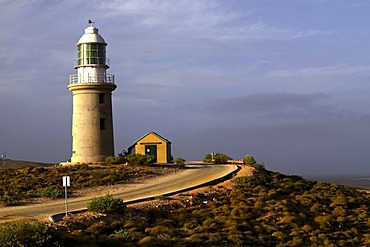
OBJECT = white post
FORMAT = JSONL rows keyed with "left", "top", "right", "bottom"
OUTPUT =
{"left": 62, "top": 176, "right": 70, "bottom": 217}
{"left": 65, "top": 185, "right": 68, "bottom": 216}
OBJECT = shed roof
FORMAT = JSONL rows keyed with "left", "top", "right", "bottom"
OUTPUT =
{"left": 131, "top": 131, "right": 171, "bottom": 146}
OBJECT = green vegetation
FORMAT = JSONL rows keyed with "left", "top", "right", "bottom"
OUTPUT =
{"left": 0, "top": 164, "right": 164, "bottom": 204}
{"left": 203, "top": 152, "right": 231, "bottom": 164}
{"left": 0, "top": 194, "right": 18, "bottom": 206}
{"left": 243, "top": 154, "right": 256, "bottom": 165}
{"left": 213, "top": 153, "right": 231, "bottom": 164}
{"left": 173, "top": 157, "right": 186, "bottom": 165}
{"left": 87, "top": 194, "right": 126, "bottom": 214}
{"left": 203, "top": 153, "right": 213, "bottom": 163}
{"left": 105, "top": 156, "right": 126, "bottom": 164}
{"left": 38, "top": 186, "right": 63, "bottom": 199}
{"left": 0, "top": 221, "right": 64, "bottom": 246}
{"left": 53, "top": 166, "right": 370, "bottom": 246}
{"left": 126, "top": 153, "right": 155, "bottom": 165}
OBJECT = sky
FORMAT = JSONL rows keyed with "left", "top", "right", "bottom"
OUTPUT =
{"left": 1, "top": 0, "right": 370, "bottom": 176}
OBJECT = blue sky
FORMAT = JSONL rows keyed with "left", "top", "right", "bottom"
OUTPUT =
{"left": 1, "top": 0, "right": 370, "bottom": 175}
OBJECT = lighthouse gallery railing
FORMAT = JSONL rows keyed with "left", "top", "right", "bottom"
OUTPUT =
{"left": 69, "top": 73, "right": 115, "bottom": 85}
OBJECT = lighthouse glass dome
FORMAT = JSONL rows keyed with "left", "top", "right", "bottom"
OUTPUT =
{"left": 78, "top": 43, "right": 106, "bottom": 66}
{"left": 69, "top": 25, "right": 114, "bottom": 85}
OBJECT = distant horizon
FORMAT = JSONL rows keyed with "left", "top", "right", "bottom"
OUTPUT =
{"left": 2, "top": 157, "right": 370, "bottom": 191}
{"left": 2, "top": 157, "right": 370, "bottom": 178}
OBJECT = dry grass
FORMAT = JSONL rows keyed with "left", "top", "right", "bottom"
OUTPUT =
{"left": 52, "top": 165, "right": 254, "bottom": 228}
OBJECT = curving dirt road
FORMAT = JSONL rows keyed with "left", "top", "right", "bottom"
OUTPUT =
{"left": 0, "top": 164, "right": 237, "bottom": 222}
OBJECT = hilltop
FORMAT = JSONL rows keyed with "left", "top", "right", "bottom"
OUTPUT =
{"left": 0, "top": 164, "right": 369, "bottom": 246}
{"left": 48, "top": 165, "right": 369, "bottom": 246}
{"left": 0, "top": 159, "right": 54, "bottom": 169}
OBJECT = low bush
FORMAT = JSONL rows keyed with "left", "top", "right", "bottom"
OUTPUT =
{"left": 203, "top": 154, "right": 213, "bottom": 163}
{"left": 87, "top": 194, "right": 126, "bottom": 214}
{"left": 243, "top": 155, "right": 256, "bottom": 165}
{"left": 251, "top": 163, "right": 266, "bottom": 171}
{"left": 105, "top": 156, "right": 126, "bottom": 164}
{"left": 39, "top": 186, "right": 63, "bottom": 199}
{"left": 174, "top": 157, "right": 186, "bottom": 165}
{"left": 213, "top": 153, "right": 231, "bottom": 164}
{"left": 0, "top": 194, "right": 18, "bottom": 206}
{"left": 203, "top": 152, "right": 231, "bottom": 164}
{"left": 127, "top": 154, "right": 155, "bottom": 165}
{"left": 0, "top": 221, "right": 64, "bottom": 247}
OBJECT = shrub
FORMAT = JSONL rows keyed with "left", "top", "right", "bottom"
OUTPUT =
{"left": 0, "top": 221, "right": 64, "bottom": 246}
{"left": 174, "top": 157, "right": 186, "bottom": 165}
{"left": 39, "top": 186, "right": 63, "bottom": 199}
{"left": 138, "top": 236, "right": 172, "bottom": 246}
{"left": 203, "top": 153, "right": 231, "bottom": 164}
{"left": 105, "top": 156, "right": 126, "bottom": 164}
{"left": 233, "top": 172, "right": 269, "bottom": 187}
{"left": 145, "top": 225, "right": 173, "bottom": 236}
{"left": 87, "top": 194, "right": 126, "bottom": 214}
{"left": 203, "top": 154, "right": 212, "bottom": 163}
{"left": 145, "top": 155, "right": 156, "bottom": 165}
{"left": 127, "top": 154, "right": 155, "bottom": 165}
{"left": 252, "top": 163, "right": 265, "bottom": 171}
{"left": 139, "top": 236, "right": 158, "bottom": 245}
{"left": 213, "top": 153, "right": 231, "bottom": 164}
{"left": 243, "top": 155, "right": 257, "bottom": 165}
{"left": 109, "top": 229, "right": 133, "bottom": 241}
{"left": 0, "top": 194, "right": 18, "bottom": 206}
{"left": 86, "top": 221, "right": 111, "bottom": 236}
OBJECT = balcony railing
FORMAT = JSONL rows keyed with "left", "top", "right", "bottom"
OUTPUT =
{"left": 69, "top": 73, "right": 115, "bottom": 85}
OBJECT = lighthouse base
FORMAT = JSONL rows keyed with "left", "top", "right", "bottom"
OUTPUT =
{"left": 59, "top": 161, "right": 107, "bottom": 166}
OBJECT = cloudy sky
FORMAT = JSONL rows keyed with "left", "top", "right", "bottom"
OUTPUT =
{"left": 1, "top": 0, "right": 370, "bottom": 176}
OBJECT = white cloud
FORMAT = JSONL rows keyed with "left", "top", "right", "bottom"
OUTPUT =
{"left": 95, "top": 0, "right": 328, "bottom": 42}
{"left": 97, "top": 0, "right": 236, "bottom": 28}
{"left": 267, "top": 64, "right": 370, "bottom": 77}
{"left": 214, "top": 22, "right": 330, "bottom": 42}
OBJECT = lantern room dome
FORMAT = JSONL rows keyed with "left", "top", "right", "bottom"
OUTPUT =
{"left": 77, "top": 26, "right": 106, "bottom": 45}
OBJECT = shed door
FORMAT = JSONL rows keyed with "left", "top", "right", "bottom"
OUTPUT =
{"left": 145, "top": 145, "right": 157, "bottom": 162}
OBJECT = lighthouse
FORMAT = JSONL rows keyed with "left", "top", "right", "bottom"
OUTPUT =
{"left": 68, "top": 22, "right": 116, "bottom": 163}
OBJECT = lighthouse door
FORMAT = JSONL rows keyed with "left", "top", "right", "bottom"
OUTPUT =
{"left": 145, "top": 145, "right": 157, "bottom": 162}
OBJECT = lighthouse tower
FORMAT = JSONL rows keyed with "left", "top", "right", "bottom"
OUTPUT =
{"left": 68, "top": 22, "right": 116, "bottom": 163}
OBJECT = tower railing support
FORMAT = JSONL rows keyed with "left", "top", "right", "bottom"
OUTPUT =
{"left": 69, "top": 73, "right": 115, "bottom": 85}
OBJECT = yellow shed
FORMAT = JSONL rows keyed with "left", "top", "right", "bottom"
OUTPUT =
{"left": 128, "top": 131, "right": 172, "bottom": 164}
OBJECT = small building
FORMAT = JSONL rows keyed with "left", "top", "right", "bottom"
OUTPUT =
{"left": 128, "top": 131, "right": 172, "bottom": 164}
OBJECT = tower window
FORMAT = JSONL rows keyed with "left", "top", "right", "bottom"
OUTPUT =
{"left": 99, "top": 93, "right": 105, "bottom": 104}
{"left": 77, "top": 43, "right": 106, "bottom": 66}
{"left": 100, "top": 118, "right": 105, "bottom": 130}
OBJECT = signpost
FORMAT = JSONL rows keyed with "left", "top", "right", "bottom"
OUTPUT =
{"left": 62, "top": 176, "right": 70, "bottom": 216}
